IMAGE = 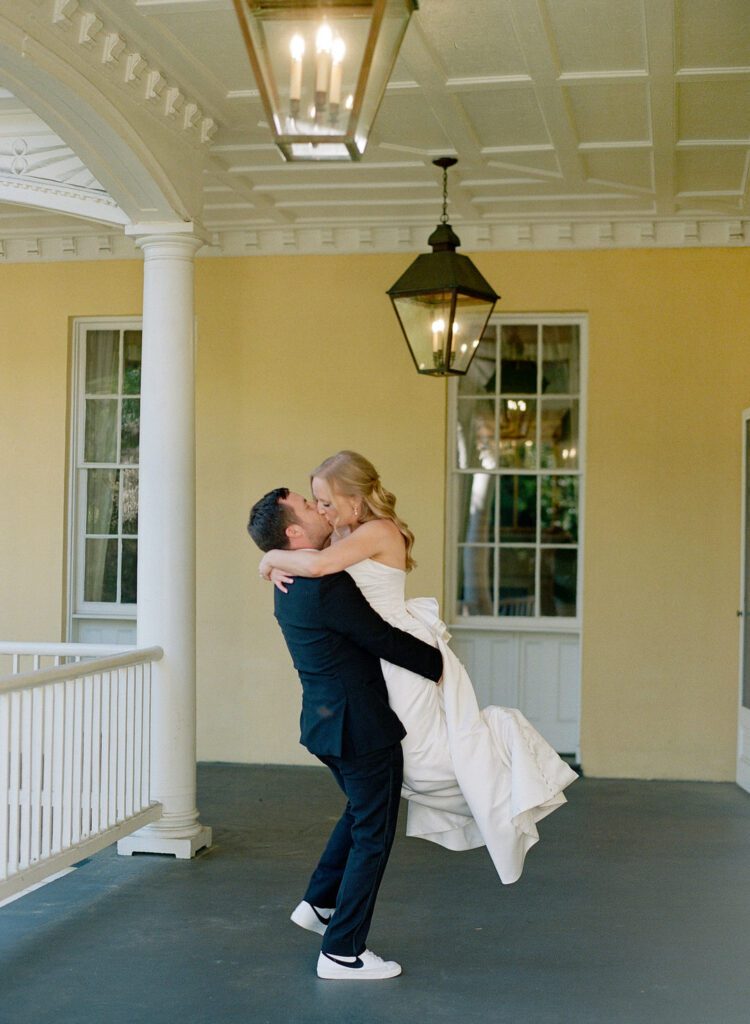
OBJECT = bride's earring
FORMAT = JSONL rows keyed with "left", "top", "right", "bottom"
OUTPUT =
{"left": 352, "top": 505, "right": 360, "bottom": 520}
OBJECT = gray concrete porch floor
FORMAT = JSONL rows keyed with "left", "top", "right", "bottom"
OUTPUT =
{"left": 1, "top": 765, "right": 749, "bottom": 1024}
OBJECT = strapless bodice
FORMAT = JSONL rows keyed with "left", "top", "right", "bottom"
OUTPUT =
{"left": 345, "top": 558, "right": 408, "bottom": 622}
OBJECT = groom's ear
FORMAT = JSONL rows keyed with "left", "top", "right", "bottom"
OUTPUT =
{"left": 285, "top": 522, "right": 303, "bottom": 540}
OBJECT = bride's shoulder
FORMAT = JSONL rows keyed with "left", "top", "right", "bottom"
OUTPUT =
{"left": 360, "top": 518, "right": 402, "bottom": 539}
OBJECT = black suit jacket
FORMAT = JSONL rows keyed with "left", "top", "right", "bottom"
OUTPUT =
{"left": 274, "top": 571, "right": 443, "bottom": 757}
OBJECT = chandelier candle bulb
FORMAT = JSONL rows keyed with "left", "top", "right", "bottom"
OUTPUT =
{"left": 329, "top": 36, "right": 345, "bottom": 115}
{"left": 315, "top": 21, "right": 332, "bottom": 117}
{"left": 289, "top": 34, "right": 304, "bottom": 115}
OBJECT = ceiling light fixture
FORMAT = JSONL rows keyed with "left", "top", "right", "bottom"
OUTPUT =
{"left": 232, "top": 0, "right": 418, "bottom": 162}
{"left": 387, "top": 157, "right": 500, "bottom": 376}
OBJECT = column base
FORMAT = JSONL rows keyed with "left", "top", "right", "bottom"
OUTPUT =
{"left": 117, "top": 824, "right": 212, "bottom": 860}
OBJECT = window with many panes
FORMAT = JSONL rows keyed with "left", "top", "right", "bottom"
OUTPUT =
{"left": 69, "top": 320, "right": 142, "bottom": 635}
{"left": 450, "top": 318, "right": 584, "bottom": 622}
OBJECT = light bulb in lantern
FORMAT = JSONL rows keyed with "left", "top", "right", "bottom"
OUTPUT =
{"left": 431, "top": 317, "right": 445, "bottom": 356}
{"left": 330, "top": 37, "right": 346, "bottom": 112}
{"left": 289, "top": 34, "right": 305, "bottom": 116}
{"left": 315, "top": 21, "right": 333, "bottom": 111}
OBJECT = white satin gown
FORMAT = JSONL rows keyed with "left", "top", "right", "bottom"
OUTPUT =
{"left": 346, "top": 558, "right": 578, "bottom": 884}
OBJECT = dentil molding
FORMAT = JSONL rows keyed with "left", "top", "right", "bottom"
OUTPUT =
{"left": 1, "top": 217, "right": 750, "bottom": 262}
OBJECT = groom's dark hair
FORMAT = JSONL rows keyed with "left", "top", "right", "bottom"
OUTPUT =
{"left": 247, "top": 487, "right": 297, "bottom": 551}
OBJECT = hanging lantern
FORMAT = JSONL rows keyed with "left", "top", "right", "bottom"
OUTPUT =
{"left": 232, "top": 0, "right": 418, "bottom": 162}
{"left": 387, "top": 157, "right": 499, "bottom": 376}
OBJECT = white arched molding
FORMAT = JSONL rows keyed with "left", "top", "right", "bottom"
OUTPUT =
{"left": 118, "top": 224, "right": 212, "bottom": 859}
{"left": 0, "top": 17, "right": 205, "bottom": 225}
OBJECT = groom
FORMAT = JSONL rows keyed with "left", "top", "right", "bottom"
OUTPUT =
{"left": 248, "top": 488, "right": 442, "bottom": 980}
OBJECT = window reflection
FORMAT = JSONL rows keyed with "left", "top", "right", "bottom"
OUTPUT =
{"left": 457, "top": 399, "right": 497, "bottom": 470}
{"left": 540, "top": 549, "right": 577, "bottom": 617}
{"left": 498, "top": 548, "right": 535, "bottom": 616}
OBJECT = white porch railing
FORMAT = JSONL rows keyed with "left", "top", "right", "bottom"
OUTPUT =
{"left": 0, "top": 645, "right": 164, "bottom": 903}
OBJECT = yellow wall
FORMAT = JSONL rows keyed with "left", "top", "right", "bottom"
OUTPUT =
{"left": 1, "top": 248, "right": 747, "bottom": 779}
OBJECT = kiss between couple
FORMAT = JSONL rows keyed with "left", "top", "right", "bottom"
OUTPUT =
{"left": 248, "top": 450, "right": 577, "bottom": 982}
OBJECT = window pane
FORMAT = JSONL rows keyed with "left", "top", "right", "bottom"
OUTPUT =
{"left": 458, "top": 327, "right": 496, "bottom": 395}
{"left": 122, "top": 469, "right": 139, "bottom": 535}
{"left": 457, "top": 547, "right": 494, "bottom": 616}
{"left": 121, "top": 540, "right": 138, "bottom": 603}
{"left": 540, "top": 549, "right": 578, "bottom": 617}
{"left": 541, "top": 476, "right": 578, "bottom": 544}
{"left": 457, "top": 399, "right": 497, "bottom": 469}
{"left": 457, "top": 473, "right": 496, "bottom": 546}
{"left": 123, "top": 331, "right": 142, "bottom": 395}
{"left": 500, "top": 324, "right": 537, "bottom": 394}
{"left": 86, "top": 469, "right": 118, "bottom": 534}
{"left": 85, "top": 331, "right": 119, "bottom": 394}
{"left": 84, "top": 399, "right": 118, "bottom": 463}
{"left": 498, "top": 548, "right": 535, "bottom": 616}
{"left": 540, "top": 399, "right": 579, "bottom": 469}
{"left": 500, "top": 475, "right": 537, "bottom": 543}
{"left": 121, "top": 398, "right": 140, "bottom": 464}
{"left": 84, "top": 538, "right": 118, "bottom": 602}
{"left": 542, "top": 325, "right": 579, "bottom": 394}
{"left": 499, "top": 398, "right": 536, "bottom": 468}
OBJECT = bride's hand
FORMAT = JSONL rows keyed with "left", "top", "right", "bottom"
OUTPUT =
{"left": 269, "top": 567, "right": 294, "bottom": 593}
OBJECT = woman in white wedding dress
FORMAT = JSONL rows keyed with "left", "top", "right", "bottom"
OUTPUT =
{"left": 259, "top": 451, "right": 577, "bottom": 884}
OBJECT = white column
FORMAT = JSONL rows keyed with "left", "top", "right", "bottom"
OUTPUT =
{"left": 118, "top": 225, "right": 212, "bottom": 859}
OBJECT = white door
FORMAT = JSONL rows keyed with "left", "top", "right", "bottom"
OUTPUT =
{"left": 738, "top": 411, "right": 750, "bottom": 792}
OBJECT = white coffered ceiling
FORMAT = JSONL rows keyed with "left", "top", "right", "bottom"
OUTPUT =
{"left": 1, "top": 0, "right": 750, "bottom": 258}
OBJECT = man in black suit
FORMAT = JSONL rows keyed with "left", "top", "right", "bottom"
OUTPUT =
{"left": 248, "top": 487, "right": 442, "bottom": 981}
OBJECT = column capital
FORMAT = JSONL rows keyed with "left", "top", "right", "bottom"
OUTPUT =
{"left": 125, "top": 221, "right": 207, "bottom": 256}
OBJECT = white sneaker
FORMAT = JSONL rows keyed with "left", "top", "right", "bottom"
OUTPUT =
{"left": 316, "top": 949, "right": 402, "bottom": 981}
{"left": 290, "top": 901, "right": 334, "bottom": 936}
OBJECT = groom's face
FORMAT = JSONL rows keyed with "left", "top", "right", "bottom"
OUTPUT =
{"left": 281, "top": 491, "right": 332, "bottom": 550}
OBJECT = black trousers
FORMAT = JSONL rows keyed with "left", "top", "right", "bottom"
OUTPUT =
{"left": 304, "top": 742, "right": 403, "bottom": 957}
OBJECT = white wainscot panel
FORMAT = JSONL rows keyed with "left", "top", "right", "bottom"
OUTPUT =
{"left": 451, "top": 629, "right": 580, "bottom": 754}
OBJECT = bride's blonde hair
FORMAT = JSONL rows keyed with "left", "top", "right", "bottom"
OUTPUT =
{"left": 311, "top": 450, "right": 416, "bottom": 571}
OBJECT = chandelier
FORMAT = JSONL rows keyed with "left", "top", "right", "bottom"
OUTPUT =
{"left": 232, "top": 0, "right": 418, "bottom": 161}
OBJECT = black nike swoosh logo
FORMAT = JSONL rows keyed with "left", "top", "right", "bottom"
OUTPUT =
{"left": 312, "top": 907, "right": 332, "bottom": 925}
{"left": 323, "top": 953, "right": 364, "bottom": 969}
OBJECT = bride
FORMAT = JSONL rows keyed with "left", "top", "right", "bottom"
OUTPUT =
{"left": 258, "top": 450, "right": 577, "bottom": 884}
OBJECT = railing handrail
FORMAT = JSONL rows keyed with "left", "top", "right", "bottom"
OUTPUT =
{"left": 0, "top": 646, "right": 164, "bottom": 694}
{"left": 0, "top": 642, "right": 130, "bottom": 657}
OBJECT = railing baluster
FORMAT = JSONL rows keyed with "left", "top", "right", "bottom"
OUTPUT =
{"left": 51, "top": 682, "right": 64, "bottom": 855}
{"left": 133, "top": 664, "right": 143, "bottom": 814}
{"left": 0, "top": 694, "right": 10, "bottom": 881}
{"left": 19, "top": 690, "right": 32, "bottom": 870}
{"left": 81, "top": 675, "right": 93, "bottom": 840}
{"left": 109, "top": 670, "right": 119, "bottom": 827}
{"left": 90, "top": 674, "right": 101, "bottom": 836}
{"left": 30, "top": 687, "right": 44, "bottom": 865}
{"left": 117, "top": 670, "right": 127, "bottom": 823}
{"left": 100, "top": 671, "right": 111, "bottom": 831}
{"left": 41, "top": 685, "right": 54, "bottom": 859}
{"left": 8, "top": 693, "right": 21, "bottom": 876}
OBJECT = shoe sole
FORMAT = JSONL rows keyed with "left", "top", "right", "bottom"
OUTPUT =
{"left": 315, "top": 966, "right": 401, "bottom": 983}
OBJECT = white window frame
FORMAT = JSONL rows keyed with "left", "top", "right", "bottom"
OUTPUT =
{"left": 66, "top": 316, "right": 142, "bottom": 640}
{"left": 445, "top": 313, "right": 588, "bottom": 634}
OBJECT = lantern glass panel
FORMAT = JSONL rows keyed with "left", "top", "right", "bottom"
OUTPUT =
{"left": 392, "top": 292, "right": 496, "bottom": 374}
